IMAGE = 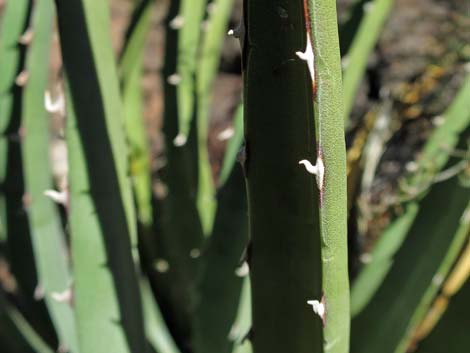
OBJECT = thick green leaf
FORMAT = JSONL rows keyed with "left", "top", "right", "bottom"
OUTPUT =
{"left": 21, "top": 1, "right": 78, "bottom": 351}
{"left": 173, "top": 0, "right": 207, "bottom": 139}
{"left": 194, "top": 0, "right": 235, "bottom": 234}
{"left": 120, "top": 0, "right": 154, "bottom": 228}
{"left": 243, "top": 0, "right": 327, "bottom": 351}
{"left": 0, "top": 0, "right": 31, "bottom": 272}
{"left": 154, "top": 0, "right": 205, "bottom": 346}
{"left": 0, "top": 0, "right": 57, "bottom": 343}
{"left": 231, "top": 278, "right": 252, "bottom": 353}
{"left": 0, "top": 0, "right": 31, "bottom": 263}
{"left": 309, "top": 0, "right": 350, "bottom": 351}
{"left": 56, "top": 0, "right": 146, "bottom": 351}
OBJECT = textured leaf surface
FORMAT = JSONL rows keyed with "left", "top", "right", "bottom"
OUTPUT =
{"left": 243, "top": 0, "right": 324, "bottom": 352}
{"left": 308, "top": 0, "right": 350, "bottom": 351}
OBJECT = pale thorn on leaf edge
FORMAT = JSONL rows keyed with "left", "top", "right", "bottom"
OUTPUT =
{"left": 235, "top": 261, "right": 250, "bottom": 277}
{"left": 34, "top": 284, "right": 45, "bottom": 300}
{"left": 155, "top": 259, "right": 170, "bottom": 273}
{"left": 201, "top": 20, "right": 210, "bottom": 32}
{"left": 299, "top": 157, "right": 324, "bottom": 189}
{"left": 228, "top": 21, "right": 243, "bottom": 38}
{"left": 44, "top": 189, "right": 68, "bottom": 205}
{"left": 173, "top": 133, "right": 187, "bottom": 147}
{"left": 19, "top": 28, "right": 34, "bottom": 45}
{"left": 189, "top": 248, "right": 201, "bottom": 259}
{"left": 462, "top": 206, "right": 470, "bottom": 223}
{"left": 464, "top": 61, "right": 470, "bottom": 72}
{"left": 207, "top": 2, "right": 217, "bottom": 14}
{"left": 169, "top": 15, "right": 184, "bottom": 30}
{"left": 227, "top": 323, "right": 240, "bottom": 341}
{"left": 217, "top": 126, "right": 235, "bottom": 141}
{"left": 51, "top": 288, "right": 73, "bottom": 304}
{"left": 363, "top": 1, "right": 374, "bottom": 13}
{"left": 307, "top": 299, "right": 325, "bottom": 321}
{"left": 58, "top": 344, "right": 69, "bottom": 353}
{"left": 44, "top": 90, "right": 65, "bottom": 114}
{"left": 15, "top": 70, "right": 29, "bottom": 86}
{"left": 296, "top": 32, "right": 315, "bottom": 84}
{"left": 167, "top": 73, "right": 182, "bottom": 86}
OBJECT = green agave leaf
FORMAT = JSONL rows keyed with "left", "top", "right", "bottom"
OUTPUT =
{"left": 172, "top": 0, "right": 207, "bottom": 140}
{"left": 0, "top": 0, "right": 31, "bottom": 276}
{"left": 56, "top": 0, "right": 146, "bottom": 351}
{"left": 21, "top": 0, "right": 78, "bottom": 351}
{"left": 231, "top": 278, "right": 252, "bottom": 353}
{"left": 153, "top": 0, "right": 205, "bottom": 346}
{"left": 218, "top": 104, "right": 243, "bottom": 187}
{"left": 119, "top": 5, "right": 184, "bottom": 353}
{"left": 120, "top": 0, "right": 154, "bottom": 228}
{"left": 0, "top": 0, "right": 57, "bottom": 342}
{"left": 243, "top": 0, "right": 348, "bottom": 351}
{"left": 309, "top": 0, "right": 351, "bottom": 350}
{"left": 194, "top": 0, "right": 235, "bottom": 234}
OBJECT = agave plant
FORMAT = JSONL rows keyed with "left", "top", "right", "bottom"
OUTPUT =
{"left": 0, "top": 0, "right": 468, "bottom": 353}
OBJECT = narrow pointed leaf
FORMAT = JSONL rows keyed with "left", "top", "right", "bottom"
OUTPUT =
{"left": 351, "top": 74, "right": 470, "bottom": 316}
{"left": 154, "top": 0, "right": 204, "bottom": 345}
{"left": 309, "top": 0, "right": 351, "bottom": 350}
{"left": 415, "top": 271, "right": 470, "bottom": 352}
{"left": 55, "top": 0, "right": 146, "bottom": 351}
{"left": 120, "top": 0, "right": 154, "bottom": 227}
{"left": 342, "top": 0, "right": 393, "bottom": 122}
{"left": 193, "top": 162, "right": 248, "bottom": 353}
{"left": 173, "top": 0, "right": 207, "bottom": 139}
{"left": 195, "top": 0, "right": 235, "bottom": 234}
{"left": 0, "top": 1, "right": 57, "bottom": 342}
{"left": 242, "top": 0, "right": 326, "bottom": 352}
{"left": 21, "top": 1, "right": 78, "bottom": 351}
{"left": 351, "top": 131, "right": 470, "bottom": 353}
